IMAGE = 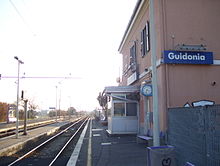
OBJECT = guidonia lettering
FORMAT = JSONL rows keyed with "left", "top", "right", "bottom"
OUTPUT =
{"left": 168, "top": 52, "right": 205, "bottom": 61}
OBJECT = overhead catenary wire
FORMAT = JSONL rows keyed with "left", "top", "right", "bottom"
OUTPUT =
{"left": 9, "top": 0, "right": 36, "bottom": 36}
{"left": 0, "top": 76, "right": 82, "bottom": 79}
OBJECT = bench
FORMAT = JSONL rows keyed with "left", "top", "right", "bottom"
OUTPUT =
{"left": 136, "top": 135, "right": 153, "bottom": 146}
{"left": 185, "top": 162, "right": 195, "bottom": 166}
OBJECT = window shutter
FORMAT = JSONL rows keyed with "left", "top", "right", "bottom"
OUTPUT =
{"left": 146, "top": 21, "right": 150, "bottom": 52}
{"left": 141, "top": 30, "right": 144, "bottom": 57}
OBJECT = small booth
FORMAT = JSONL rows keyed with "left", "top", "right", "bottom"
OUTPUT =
{"left": 104, "top": 86, "right": 139, "bottom": 135}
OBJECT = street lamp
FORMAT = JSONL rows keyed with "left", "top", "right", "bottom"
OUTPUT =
{"left": 55, "top": 85, "right": 58, "bottom": 122}
{"left": 58, "top": 81, "right": 62, "bottom": 119}
{"left": 14, "top": 56, "right": 24, "bottom": 139}
{"left": 56, "top": 73, "right": 71, "bottom": 120}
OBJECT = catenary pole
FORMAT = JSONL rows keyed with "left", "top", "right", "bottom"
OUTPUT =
{"left": 16, "top": 60, "right": 20, "bottom": 138}
{"left": 149, "top": 0, "right": 160, "bottom": 146}
{"left": 14, "top": 56, "right": 23, "bottom": 139}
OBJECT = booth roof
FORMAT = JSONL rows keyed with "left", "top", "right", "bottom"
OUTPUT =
{"left": 104, "top": 85, "right": 140, "bottom": 94}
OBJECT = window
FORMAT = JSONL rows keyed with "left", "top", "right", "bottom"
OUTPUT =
{"left": 114, "top": 103, "right": 125, "bottom": 116}
{"left": 141, "top": 21, "right": 150, "bottom": 57}
{"left": 126, "top": 103, "right": 137, "bottom": 116}
{"left": 126, "top": 93, "right": 139, "bottom": 101}
{"left": 130, "top": 42, "right": 137, "bottom": 72}
{"left": 112, "top": 94, "right": 137, "bottom": 117}
{"left": 112, "top": 94, "right": 126, "bottom": 101}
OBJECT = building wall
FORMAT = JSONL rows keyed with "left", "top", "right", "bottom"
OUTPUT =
{"left": 120, "top": 0, "right": 168, "bottom": 132}
{"left": 119, "top": 0, "right": 220, "bottom": 133}
{"left": 163, "top": 0, "right": 220, "bottom": 107}
{"left": 120, "top": 0, "right": 154, "bottom": 134}
{"left": 121, "top": 0, "right": 151, "bottom": 87}
{"left": 168, "top": 65, "right": 220, "bottom": 107}
{"left": 164, "top": 0, "right": 220, "bottom": 55}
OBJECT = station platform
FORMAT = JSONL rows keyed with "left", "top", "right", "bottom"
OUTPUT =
{"left": 0, "top": 120, "right": 70, "bottom": 157}
{"left": 74, "top": 119, "right": 148, "bottom": 166}
{"left": 0, "top": 118, "right": 148, "bottom": 166}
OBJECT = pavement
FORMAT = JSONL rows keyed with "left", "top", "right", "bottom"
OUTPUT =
{"left": 75, "top": 119, "right": 148, "bottom": 166}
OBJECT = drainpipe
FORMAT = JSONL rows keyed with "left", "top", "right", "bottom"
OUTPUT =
{"left": 149, "top": 0, "right": 160, "bottom": 146}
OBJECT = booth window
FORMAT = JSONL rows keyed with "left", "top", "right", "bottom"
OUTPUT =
{"left": 114, "top": 103, "right": 125, "bottom": 116}
{"left": 112, "top": 93, "right": 138, "bottom": 117}
{"left": 126, "top": 103, "right": 137, "bottom": 116}
{"left": 112, "top": 94, "right": 126, "bottom": 101}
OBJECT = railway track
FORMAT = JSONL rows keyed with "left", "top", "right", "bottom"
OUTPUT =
{"left": 2, "top": 117, "right": 89, "bottom": 166}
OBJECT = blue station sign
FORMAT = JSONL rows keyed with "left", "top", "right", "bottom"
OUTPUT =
{"left": 163, "top": 50, "right": 213, "bottom": 64}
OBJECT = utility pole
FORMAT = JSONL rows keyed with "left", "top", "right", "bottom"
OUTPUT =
{"left": 14, "top": 56, "right": 24, "bottom": 139}
{"left": 149, "top": 0, "right": 160, "bottom": 146}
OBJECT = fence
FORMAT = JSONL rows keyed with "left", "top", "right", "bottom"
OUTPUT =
{"left": 168, "top": 105, "right": 220, "bottom": 166}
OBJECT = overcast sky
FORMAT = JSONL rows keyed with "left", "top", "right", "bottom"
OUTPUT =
{"left": 0, "top": 0, "right": 137, "bottom": 111}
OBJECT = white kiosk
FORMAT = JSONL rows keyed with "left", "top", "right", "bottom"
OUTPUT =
{"left": 104, "top": 86, "right": 139, "bottom": 135}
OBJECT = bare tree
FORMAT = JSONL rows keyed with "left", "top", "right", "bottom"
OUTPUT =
{"left": 27, "top": 97, "right": 39, "bottom": 119}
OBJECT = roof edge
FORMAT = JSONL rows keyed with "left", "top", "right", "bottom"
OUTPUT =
{"left": 118, "top": 0, "right": 144, "bottom": 53}
{"left": 104, "top": 85, "right": 140, "bottom": 94}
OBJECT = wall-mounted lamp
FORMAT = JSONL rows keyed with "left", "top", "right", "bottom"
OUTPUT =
{"left": 211, "top": 81, "right": 216, "bottom": 86}
{"left": 175, "top": 44, "right": 207, "bottom": 51}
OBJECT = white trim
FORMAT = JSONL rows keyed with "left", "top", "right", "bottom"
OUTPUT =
{"left": 127, "top": 72, "right": 137, "bottom": 85}
{"left": 213, "top": 60, "right": 220, "bottom": 65}
{"left": 139, "top": 59, "right": 161, "bottom": 79}
{"left": 118, "top": 0, "right": 145, "bottom": 52}
{"left": 66, "top": 119, "right": 90, "bottom": 166}
{"left": 139, "top": 70, "right": 148, "bottom": 79}
{"left": 139, "top": 59, "right": 220, "bottom": 80}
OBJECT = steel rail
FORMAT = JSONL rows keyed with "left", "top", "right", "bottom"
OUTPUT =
{"left": 1, "top": 117, "right": 80, "bottom": 139}
{"left": 48, "top": 117, "right": 89, "bottom": 166}
{"left": 7, "top": 117, "right": 85, "bottom": 166}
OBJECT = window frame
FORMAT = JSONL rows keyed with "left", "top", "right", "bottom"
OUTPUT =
{"left": 129, "top": 41, "right": 137, "bottom": 72}
{"left": 141, "top": 21, "right": 150, "bottom": 57}
{"left": 112, "top": 93, "right": 138, "bottom": 117}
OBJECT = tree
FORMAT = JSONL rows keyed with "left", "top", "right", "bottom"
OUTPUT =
{"left": 68, "top": 107, "right": 77, "bottom": 115}
{"left": 27, "top": 97, "right": 39, "bottom": 119}
{"left": 28, "top": 98, "right": 38, "bottom": 112}
{"left": 97, "top": 92, "right": 108, "bottom": 120}
{"left": 49, "top": 110, "right": 56, "bottom": 117}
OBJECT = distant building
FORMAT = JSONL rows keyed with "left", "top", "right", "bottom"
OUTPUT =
{"left": 106, "top": 0, "right": 220, "bottom": 135}
{"left": 8, "top": 104, "right": 16, "bottom": 122}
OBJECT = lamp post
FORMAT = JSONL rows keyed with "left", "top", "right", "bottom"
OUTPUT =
{"left": 56, "top": 73, "right": 71, "bottom": 120}
{"left": 55, "top": 85, "right": 58, "bottom": 122}
{"left": 14, "top": 56, "right": 24, "bottom": 139}
{"left": 68, "top": 96, "right": 71, "bottom": 120}
{"left": 58, "top": 81, "right": 62, "bottom": 119}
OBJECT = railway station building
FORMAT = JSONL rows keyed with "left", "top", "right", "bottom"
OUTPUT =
{"left": 104, "top": 0, "right": 220, "bottom": 136}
